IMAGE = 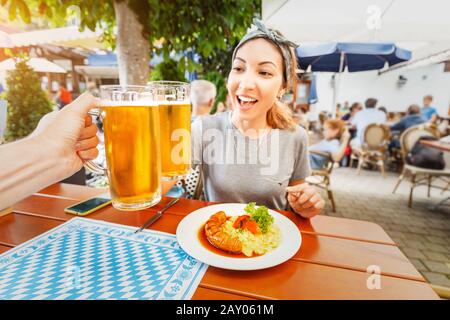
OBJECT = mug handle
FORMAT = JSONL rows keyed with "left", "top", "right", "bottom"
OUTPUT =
{"left": 84, "top": 160, "right": 106, "bottom": 175}
{"left": 84, "top": 108, "right": 107, "bottom": 175}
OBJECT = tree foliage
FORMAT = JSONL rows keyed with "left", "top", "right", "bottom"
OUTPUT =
{"left": 149, "top": 58, "right": 185, "bottom": 82}
{"left": 5, "top": 56, "right": 53, "bottom": 141}
{"left": 4, "top": 0, "right": 260, "bottom": 104}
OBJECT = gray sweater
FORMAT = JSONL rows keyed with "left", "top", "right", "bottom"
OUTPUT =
{"left": 191, "top": 111, "right": 311, "bottom": 210}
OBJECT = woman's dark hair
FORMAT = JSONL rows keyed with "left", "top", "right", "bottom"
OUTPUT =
{"left": 350, "top": 102, "right": 361, "bottom": 112}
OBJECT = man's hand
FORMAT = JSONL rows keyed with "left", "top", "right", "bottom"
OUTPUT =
{"left": 31, "top": 92, "right": 100, "bottom": 177}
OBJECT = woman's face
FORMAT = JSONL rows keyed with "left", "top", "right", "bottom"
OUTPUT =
{"left": 227, "top": 38, "right": 285, "bottom": 123}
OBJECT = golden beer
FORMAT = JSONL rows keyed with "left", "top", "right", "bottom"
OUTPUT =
{"left": 101, "top": 103, "right": 161, "bottom": 210}
{"left": 159, "top": 102, "right": 191, "bottom": 179}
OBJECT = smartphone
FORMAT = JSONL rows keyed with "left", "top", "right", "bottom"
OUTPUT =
{"left": 64, "top": 193, "right": 112, "bottom": 216}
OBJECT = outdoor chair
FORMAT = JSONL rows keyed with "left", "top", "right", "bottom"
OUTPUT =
{"left": 350, "top": 124, "right": 391, "bottom": 177}
{"left": 392, "top": 124, "right": 450, "bottom": 207}
{"left": 175, "top": 165, "right": 205, "bottom": 200}
{"left": 306, "top": 150, "right": 337, "bottom": 212}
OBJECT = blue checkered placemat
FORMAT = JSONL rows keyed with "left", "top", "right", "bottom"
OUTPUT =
{"left": 0, "top": 217, "right": 208, "bottom": 300}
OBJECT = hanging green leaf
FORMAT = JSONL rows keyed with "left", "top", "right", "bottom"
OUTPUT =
{"left": 17, "top": 0, "right": 31, "bottom": 24}
{"left": 8, "top": 0, "right": 17, "bottom": 21}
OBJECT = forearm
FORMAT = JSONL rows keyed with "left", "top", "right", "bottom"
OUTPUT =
{"left": 0, "top": 137, "right": 68, "bottom": 209}
{"left": 331, "top": 141, "right": 349, "bottom": 162}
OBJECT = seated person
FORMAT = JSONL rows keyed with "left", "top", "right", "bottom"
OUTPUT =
{"left": 350, "top": 98, "right": 386, "bottom": 150}
{"left": 341, "top": 102, "right": 362, "bottom": 139}
{"left": 190, "top": 79, "right": 217, "bottom": 123}
{"left": 389, "top": 104, "right": 426, "bottom": 150}
{"left": 390, "top": 104, "right": 426, "bottom": 134}
{"left": 341, "top": 102, "right": 362, "bottom": 122}
{"left": 309, "top": 119, "right": 351, "bottom": 170}
{"left": 421, "top": 95, "right": 438, "bottom": 123}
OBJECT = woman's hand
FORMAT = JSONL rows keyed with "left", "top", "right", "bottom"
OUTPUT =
{"left": 31, "top": 92, "right": 100, "bottom": 177}
{"left": 286, "top": 183, "right": 324, "bottom": 218}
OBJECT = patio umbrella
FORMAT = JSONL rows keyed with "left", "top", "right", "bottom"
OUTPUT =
{"left": 296, "top": 42, "right": 411, "bottom": 116}
{"left": 0, "top": 58, "right": 67, "bottom": 73}
{"left": 0, "top": 31, "right": 12, "bottom": 48}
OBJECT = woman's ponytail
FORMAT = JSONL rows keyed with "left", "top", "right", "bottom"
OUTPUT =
{"left": 266, "top": 100, "right": 297, "bottom": 130}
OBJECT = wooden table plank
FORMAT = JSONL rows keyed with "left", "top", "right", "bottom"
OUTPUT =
{"left": 37, "top": 184, "right": 107, "bottom": 200}
{"left": 5, "top": 207, "right": 424, "bottom": 282}
{"left": 0, "top": 214, "right": 437, "bottom": 299}
{"left": 294, "top": 233, "right": 423, "bottom": 281}
{"left": 0, "top": 244, "right": 11, "bottom": 254}
{"left": 21, "top": 188, "right": 397, "bottom": 245}
{"left": 420, "top": 139, "right": 450, "bottom": 152}
{"left": 6, "top": 184, "right": 437, "bottom": 300}
{"left": 0, "top": 214, "right": 63, "bottom": 247}
{"left": 200, "top": 261, "right": 438, "bottom": 300}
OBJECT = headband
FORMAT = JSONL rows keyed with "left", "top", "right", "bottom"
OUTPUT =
{"left": 232, "top": 18, "right": 298, "bottom": 90}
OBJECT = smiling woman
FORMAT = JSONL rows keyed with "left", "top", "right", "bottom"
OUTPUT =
{"left": 191, "top": 19, "right": 325, "bottom": 219}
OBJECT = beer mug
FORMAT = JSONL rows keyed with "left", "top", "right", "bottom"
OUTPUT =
{"left": 150, "top": 81, "right": 191, "bottom": 181}
{"left": 85, "top": 85, "right": 162, "bottom": 211}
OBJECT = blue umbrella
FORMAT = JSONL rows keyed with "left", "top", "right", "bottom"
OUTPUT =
{"left": 296, "top": 42, "right": 411, "bottom": 115}
{"left": 297, "top": 42, "right": 411, "bottom": 72}
{"left": 308, "top": 74, "right": 318, "bottom": 104}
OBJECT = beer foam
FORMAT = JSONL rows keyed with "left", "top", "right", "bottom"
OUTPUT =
{"left": 158, "top": 100, "right": 190, "bottom": 105}
{"left": 100, "top": 100, "right": 158, "bottom": 107}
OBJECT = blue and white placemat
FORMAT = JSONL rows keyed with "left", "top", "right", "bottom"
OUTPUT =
{"left": 0, "top": 217, "right": 208, "bottom": 300}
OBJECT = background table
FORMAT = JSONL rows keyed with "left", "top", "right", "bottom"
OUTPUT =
{"left": 0, "top": 183, "right": 439, "bottom": 300}
{"left": 420, "top": 139, "right": 450, "bottom": 152}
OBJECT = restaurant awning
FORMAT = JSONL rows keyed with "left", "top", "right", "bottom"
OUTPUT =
{"left": 0, "top": 31, "right": 12, "bottom": 48}
{"left": 75, "top": 65, "right": 118, "bottom": 78}
{"left": 0, "top": 58, "right": 67, "bottom": 73}
{"left": 7, "top": 26, "right": 105, "bottom": 50}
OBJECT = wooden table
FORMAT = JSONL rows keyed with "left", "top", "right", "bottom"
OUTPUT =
{"left": 0, "top": 183, "right": 439, "bottom": 300}
{"left": 420, "top": 139, "right": 450, "bottom": 152}
{"left": 420, "top": 139, "right": 450, "bottom": 210}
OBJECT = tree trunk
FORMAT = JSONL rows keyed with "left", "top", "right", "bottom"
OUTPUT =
{"left": 113, "top": 0, "right": 149, "bottom": 85}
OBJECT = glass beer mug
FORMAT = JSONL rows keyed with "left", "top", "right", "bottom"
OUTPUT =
{"left": 84, "top": 85, "right": 162, "bottom": 211}
{"left": 150, "top": 81, "right": 191, "bottom": 181}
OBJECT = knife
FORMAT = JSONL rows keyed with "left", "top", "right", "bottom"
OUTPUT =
{"left": 134, "top": 198, "right": 180, "bottom": 234}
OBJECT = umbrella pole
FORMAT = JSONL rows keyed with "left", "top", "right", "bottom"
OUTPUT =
{"left": 332, "top": 51, "right": 345, "bottom": 118}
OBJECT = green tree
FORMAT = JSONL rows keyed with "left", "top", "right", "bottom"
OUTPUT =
{"left": 5, "top": 56, "right": 53, "bottom": 141}
{"left": 3, "top": 0, "right": 260, "bottom": 85}
{"left": 149, "top": 58, "right": 185, "bottom": 82}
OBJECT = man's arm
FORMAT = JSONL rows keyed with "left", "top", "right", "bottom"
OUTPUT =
{"left": 0, "top": 136, "right": 70, "bottom": 210}
{"left": 430, "top": 112, "right": 438, "bottom": 123}
{"left": 0, "top": 93, "right": 99, "bottom": 210}
{"left": 390, "top": 119, "right": 404, "bottom": 132}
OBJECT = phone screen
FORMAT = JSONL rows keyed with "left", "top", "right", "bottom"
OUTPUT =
{"left": 66, "top": 197, "right": 111, "bottom": 215}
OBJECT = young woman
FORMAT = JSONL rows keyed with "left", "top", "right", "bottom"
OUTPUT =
{"left": 192, "top": 20, "right": 324, "bottom": 218}
{"left": 309, "top": 119, "right": 350, "bottom": 169}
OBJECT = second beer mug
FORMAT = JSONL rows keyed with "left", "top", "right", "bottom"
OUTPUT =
{"left": 85, "top": 85, "right": 161, "bottom": 211}
{"left": 151, "top": 81, "right": 191, "bottom": 181}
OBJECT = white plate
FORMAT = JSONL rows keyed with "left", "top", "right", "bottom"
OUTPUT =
{"left": 176, "top": 203, "right": 301, "bottom": 270}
